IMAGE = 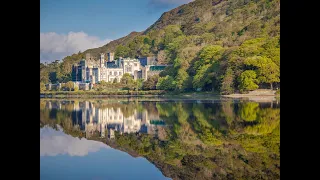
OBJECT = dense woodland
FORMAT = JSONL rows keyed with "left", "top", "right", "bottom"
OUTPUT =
{"left": 40, "top": 0, "right": 280, "bottom": 94}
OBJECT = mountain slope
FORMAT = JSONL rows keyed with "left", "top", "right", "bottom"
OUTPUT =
{"left": 41, "top": 0, "right": 280, "bottom": 94}
{"left": 67, "top": 0, "right": 280, "bottom": 60}
{"left": 83, "top": 31, "right": 142, "bottom": 58}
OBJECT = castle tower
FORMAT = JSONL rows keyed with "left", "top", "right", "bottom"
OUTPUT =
{"left": 107, "top": 52, "right": 114, "bottom": 62}
{"left": 100, "top": 53, "right": 105, "bottom": 68}
{"left": 86, "top": 53, "right": 92, "bottom": 61}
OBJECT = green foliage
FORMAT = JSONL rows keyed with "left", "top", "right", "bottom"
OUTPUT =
{"left": 74, "top": 86, "right": 79, "bottom": 92}
{"left": 236, "top": 38, "right": 266, "bottom": 57}
{"left": 220, "top": 68, "right": 235, "bottom": 95}
{"left": 134, "top": 79, "right": 144, "bottom": 91}
{"left": 163, "top": 25, "right": 183, "bottom": 47}
{"left": 238, "top": 70, "right": 259, "bottom": 93}
{"left": 121, "top": 73, "right": 134, "bottom": 85}
{"left": 65, "top": 81, "right": 74, "bottom": 91}
{"left": 156, "top": 75, "right": 176, "bottom": 90}
{"left": 192, "top": 64, "right": 211, "bottom": 90}
{"left": 40, "top": 0, "right": 280, "bottom": 94}
{"left": 121, "top": 73, "right": 134, "bottom": 93}
{"left": 115, "top": 45, "right": 131, "bottom": 59}
{"left": 198, "top": 45, "right": 224, "bottom": 64}
{"left": 261, "top": 36, "right": 280, "bottom": 67}
{"left": 192, "top": 45, "right": 224, "bottom": 91}
{"left": 142, "top": 75, "right": 159, "bottom": 90}
{"left": 244, "top": 56, "right": 280, "bottom": 89}
{"left": 40, "top": 82, "right": 46, "bottom": 92}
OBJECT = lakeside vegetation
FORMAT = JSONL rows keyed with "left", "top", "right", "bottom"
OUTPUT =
{"left": 40, "top": 0, "right": 280, "bottom": 95}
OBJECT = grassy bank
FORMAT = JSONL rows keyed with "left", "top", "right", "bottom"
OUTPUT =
{"left": 40, "top": 90, "right": 166, "bottom": 98}
{"left": 40, "top": 90, "right": 279, "bottom": 100}
{"left": 40, "top": 90, "right": 224, "bottom": 99}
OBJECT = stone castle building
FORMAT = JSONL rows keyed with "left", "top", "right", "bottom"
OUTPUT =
{"left": 71, "top": 52, "right": 169, "bottom": 84}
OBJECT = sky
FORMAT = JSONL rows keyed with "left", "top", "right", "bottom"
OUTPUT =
{"left": 40, "top": 126, "right": 170, "bottom": 180}
{"left": 40, "top": 0, "right": 194, "bottom": 63}
{"left": 40, "top": 126, "right": 108, "bottom": 156}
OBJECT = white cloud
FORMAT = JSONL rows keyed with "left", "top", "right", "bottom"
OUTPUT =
{"left": 40, "top": 32, "right": 111, "bottom": 63}
{"left": 40, "top": 126, "right": 109, "bottom": 157}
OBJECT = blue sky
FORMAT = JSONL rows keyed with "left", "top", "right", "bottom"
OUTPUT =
{"left": 40, "top": 126, "right": 169, "bottom": 180}
{"left": 40, "top": 0, "right": 194, "bottom": 63}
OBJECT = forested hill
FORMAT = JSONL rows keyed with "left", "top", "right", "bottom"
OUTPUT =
{"left": 83, "top": 31, "right": 142, "bottom": 58}
{"left": 40, "top": 0, "right": 280, "bottom": 94}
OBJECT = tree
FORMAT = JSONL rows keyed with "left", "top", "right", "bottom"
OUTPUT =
{"left": 134, "top": 79, "right": 143, "bottom": 94}
{"left": 157, "top": 50, "right": 168, "bottom": 65}
{"left": 113, "top": 78, "right": 118, "bottom": 83}
{"left": 121, "top": 73, "right": 134, "bottom": 93}
{"left": 156, "top": 75, "right": 176, "bottom": 90}
{"left": 193, "top": 45, "right": 225, "bottom": 91}
{"left": 238, "top": 70, "right": 259, "bottom": 93}
{"left": 220, "top": 68, "right": 235, "bottom": 95}
{"left": 237, "top": 38, "right": 266, "bottom": 58}
{"left": 65, "top": 81, "right": 74, "bottom": 91}
{"left": 121, "top": 73, "right": 134, "bottom": 85}
{"left": 262, "top": 36, "right": 280, "bottom": 67}
{"left": 200, "top": 33, "right": 215, "bottom": 45}
{"left": 142, "top": 75, "right": 159, "bottom": 90}
{"left": 40, "top": 82, "right": 46, "bottom": 92}
{"left": 198, "top": 45, "right": 224, "bottom": 63}
{"left": 100, "top": 80, "right": 107, "bottom": 86}
{"left": 115, "top": 45, "right": 131, "bottom": 59}
{"left": 163, "top": 25, "right": 183, "bottom": 47}
{"left": 244, "top": 56, "right": 280, "bottom": 89}
{"left": 74, "top": 86, "right": 79, "bottom": 92}
{"left": 140, "top": 44, "right": 151, "bottom": 57}
{"left": 175, "top": 69, "right": 189, "bottom": 90}
{"left": 40, "top": 64, "right": 50, "bottom": 83}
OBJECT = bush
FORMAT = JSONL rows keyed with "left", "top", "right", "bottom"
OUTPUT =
{"left": 74, "top": 86, "right": 79, "bottom": 92}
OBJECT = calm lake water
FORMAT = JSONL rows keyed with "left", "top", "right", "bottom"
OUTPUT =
{"left": 40, "top": 97, "right": 280, "bottom": 180}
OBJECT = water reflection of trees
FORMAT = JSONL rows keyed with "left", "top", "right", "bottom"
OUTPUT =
{"left": 40, "top": 99, "right": 280, "bottom": 180}
{"left": 113, "top": 101, "right": 280, "bottom": 180}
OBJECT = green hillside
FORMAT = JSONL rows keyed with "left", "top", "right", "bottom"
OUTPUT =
{"left": 40, "top": 0, "right": 280, "bottom": 94}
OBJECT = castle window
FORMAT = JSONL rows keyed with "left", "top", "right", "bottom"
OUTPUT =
{"left": 114, "top": 72, "right": 117, "bottom": 76}
{"left": 134, "top": 63, "right": 137, "bottom": 66}
{"left": 110, "top": 71, "right": 112, "bottom": 75}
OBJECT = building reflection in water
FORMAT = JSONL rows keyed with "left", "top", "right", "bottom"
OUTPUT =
{"left": 44, "top": 100, "right": 165, "bottom": 139}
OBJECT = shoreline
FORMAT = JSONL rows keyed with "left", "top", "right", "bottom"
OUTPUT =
{"left": 40, "top": 92, "right": 279, "bottom": 103}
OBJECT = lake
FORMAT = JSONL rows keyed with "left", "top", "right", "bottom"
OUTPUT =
{"left": 40, "top": 97, "right": 280, "bottom": 180}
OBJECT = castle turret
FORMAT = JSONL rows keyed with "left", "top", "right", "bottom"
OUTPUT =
{"left": 107, "top": 52, "right": 114, "bottom": 62}
{"left": 100, "top": 53, "right": 105, "bottom": 68}
{"left": 86, "top": 53, "right": 93, "bottom": 61}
